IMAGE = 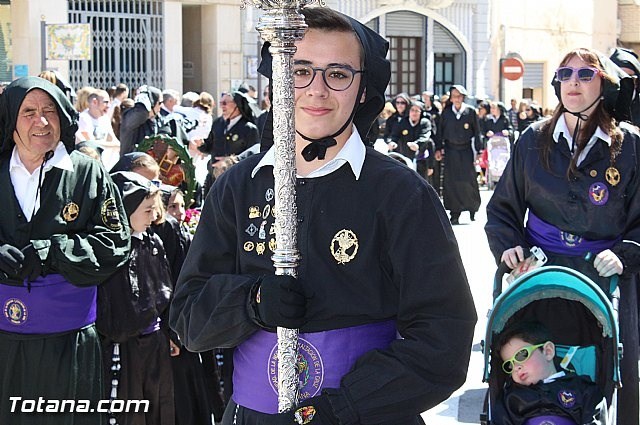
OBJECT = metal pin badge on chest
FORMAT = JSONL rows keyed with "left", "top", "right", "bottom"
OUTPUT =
{"left": 588, "top": 182, "right": 609, "bottom": 206}
{"left": 605, "top": 167, "right": 620, "bottom": 186}
{"left": 402, "top": 129, "right": 409, "bottom": 135}
{"left": 265, "top": 188, "right": 274, "bottom": 202}
{"left": 464, "top": 123, "right": 469, "bottom": 129}
{"left": 330, "top": 229, "right": 359, "bottom": 264}
{"left": 62, "top": 202, "right": 80, "bottom": 222}
{"left": 249, "top": 206, "right": 261, "bottom": 219}
{"left": 589, "top": 169, "right": 597, "bottom": 178}
{"left": 232, "top": 134, "right": 239, "bottom": 142}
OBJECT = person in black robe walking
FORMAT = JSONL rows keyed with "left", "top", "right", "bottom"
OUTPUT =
{"left": 434, "top": 84, "right": 482, "bottom": 224}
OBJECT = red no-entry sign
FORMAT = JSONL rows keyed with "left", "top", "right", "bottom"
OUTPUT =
{"left": 502, "top": 57, "right": 525, "bottom": 81}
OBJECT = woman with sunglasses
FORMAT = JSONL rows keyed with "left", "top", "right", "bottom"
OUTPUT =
{"left": 494, "top": 321, "right": 603, "bottom": 424}
{"left": 383, "top": 92, "right": 411, "bottom": 144}
{"left": 485, "top": 47, "right": 639, "bottom": 424}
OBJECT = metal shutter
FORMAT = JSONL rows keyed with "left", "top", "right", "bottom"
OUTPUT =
{"left": 523, "top": 62, "right": 544, "bottom": 88}
{"left": 386, "top": 11, "right": 424, "bottom": 37}
{"left": 433, "top": 22, "right": 461, "bottom": 54}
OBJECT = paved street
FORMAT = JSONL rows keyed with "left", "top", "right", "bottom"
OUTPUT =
{"left": 420, "top": 187, "right": 502, "bottom": 423}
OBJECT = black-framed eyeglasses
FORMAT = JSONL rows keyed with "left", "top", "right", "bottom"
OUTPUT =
{"left": 293, "top": 64, "right": 364, "bottom": 91}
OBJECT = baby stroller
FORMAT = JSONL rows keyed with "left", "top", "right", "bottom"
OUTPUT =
{"left": 480, "top": 263, "right": 622, "bottom": 424}
{"left": 485, "top": 135, "right": 511, "bottom": 190}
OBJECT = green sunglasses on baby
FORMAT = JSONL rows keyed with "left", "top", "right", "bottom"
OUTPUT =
{"left": 502, "top": 342, "right": 548, "bottom": 374}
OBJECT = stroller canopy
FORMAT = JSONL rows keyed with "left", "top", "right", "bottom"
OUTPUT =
{"left": 483, "top": 266, "right": 620, "bottom": 382}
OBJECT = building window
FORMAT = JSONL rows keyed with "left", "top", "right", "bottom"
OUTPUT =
{"left": 389, "top": 36, "right": 421, "bottom": 96}
{"left": 434, "top": 54, "right": 455, "bottom": 97}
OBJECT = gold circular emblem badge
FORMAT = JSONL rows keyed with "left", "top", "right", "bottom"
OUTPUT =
{"left": 464, "top": 123, "right": 470, "bottom": 130}
{"left": 402, "top": 129, "right": 409, "bottom": 135}
{"left": 589, "top": 170, "right": 597, "bottom": 178}
{"left": 4, "top": 298, "right": 27, "bottom": 325}
{"left": 244, "top": 241, "right": 255, "bottom": 252}
{"left": 62, "top": 202, "right": 80, "bottom": 222}
{"left": 605, "top": 167, "right": 620, "bottom": 186}
{"left": 330, "top": 229, "right": 359, "bottom": 264}
{"left": 100, "top": 197, "right": 122, "bottom": 230}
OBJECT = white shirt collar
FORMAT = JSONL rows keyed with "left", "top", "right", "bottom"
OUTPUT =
{"left": 543, "top": 370, "right": 566, "bottom": 384}
{"left": 452, "top": 103, "right": 467, "bottom": 118}
{"left": 552, "top": 114, "right": 611, "bottom": 147}
{"left": 131, "top": 230, "right": 145, "bottom": 240}
{"left": 10, "top": 141, "right": 75, "bottom": 174}
{"left": 252, "top": 125, "right": 365, "bottom": 180}
{"left": 226, "top": 115, "right": 242, "bottom": 130}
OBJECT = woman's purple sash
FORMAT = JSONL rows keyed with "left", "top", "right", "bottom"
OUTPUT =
{"left": 0, "top": 274, "right": 97, "bottom": 334}
{"left": 232, "top": 320, "right": 397, "bottom": 414}
{"left": 526, "top": 212, "right": 619, "bottom": 256}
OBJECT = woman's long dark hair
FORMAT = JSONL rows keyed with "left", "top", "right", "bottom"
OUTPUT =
{"left": 540, "top": 48, "right": 623, "bottom": 179}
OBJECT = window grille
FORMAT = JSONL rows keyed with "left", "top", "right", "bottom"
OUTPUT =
{"left": 68, "top": 0, "right": 164, "bottom": 91}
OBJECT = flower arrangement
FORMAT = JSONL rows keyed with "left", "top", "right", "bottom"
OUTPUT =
{"left": 184, "top": 208, "right": 202, "bottom": 235}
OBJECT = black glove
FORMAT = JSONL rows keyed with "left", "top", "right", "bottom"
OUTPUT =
{"left": 0, "top": 244, "right": 25, "bottom": 280}
{"left": 17, "top": 244, "right": 44, "bottom": 282}
{"left": 250, "top": 274, "right": 307, "bottom": 329}
{"left": 273, "top": 394, "right": 340, "bottom": 425}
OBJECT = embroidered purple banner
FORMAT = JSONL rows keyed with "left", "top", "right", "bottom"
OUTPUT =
{"left": 526, "top": 211, "right": 618, "bottom": 256}
{"left": 1, "top": 274, "right": 96, "bottom": 334}
{"left": 232, "top": 320, "right": 397, "bottom": 413}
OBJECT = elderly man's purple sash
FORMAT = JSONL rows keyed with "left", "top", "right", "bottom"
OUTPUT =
{"left": 1, "top": 274, "right": 96, "bottom": 334}
{"left": 526, "top": 212, "right": 619, "bottom": 256}
{"left": 232, "top": 320, "right": 397, "bottom": 413}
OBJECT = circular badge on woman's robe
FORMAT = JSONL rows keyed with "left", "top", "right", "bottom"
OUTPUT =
{"left": 588, "top": 182, "right": 609, "bottom": 206}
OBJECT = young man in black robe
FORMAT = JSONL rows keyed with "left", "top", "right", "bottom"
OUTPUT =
{"left": 0, "top": 76, "right": 130, "bottom": 425}
{"left": 170, "top": 7, "right": 477, "bottom": 425}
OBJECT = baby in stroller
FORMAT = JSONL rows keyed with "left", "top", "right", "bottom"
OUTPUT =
{"left": 495, "top": 320, "right": 604, "bottom": 424}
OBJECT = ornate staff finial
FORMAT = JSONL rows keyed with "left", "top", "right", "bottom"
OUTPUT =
{"left": 240, "top": 0, "right": 323, "bottom": 413}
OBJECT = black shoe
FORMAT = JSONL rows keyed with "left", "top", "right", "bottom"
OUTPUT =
{"left": 470, "top": 212, "right": 476, "bottom": 221}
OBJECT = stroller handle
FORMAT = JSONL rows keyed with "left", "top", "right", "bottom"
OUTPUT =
{"left": 492, "top": 248, "right": 531, "bottom": 301}
{"left": 493, "top": 250, "right": 620, "bottom": 301}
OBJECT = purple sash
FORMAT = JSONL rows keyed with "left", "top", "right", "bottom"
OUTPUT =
{"left": 0, "top": 274, "right": 97, "bottom": 334}
{"left": 232, "top": 320, "right": 397, "bottom": 414}
{"left": 524, "top": 415, "right": 577, "bottom": 425}
{"left": 526, "top": 212, "right": 619, "bottom": 256}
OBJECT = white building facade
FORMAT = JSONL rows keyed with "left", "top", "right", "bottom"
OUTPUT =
{"left": 0, "top": 0, "right": 632, "bottom": 109}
